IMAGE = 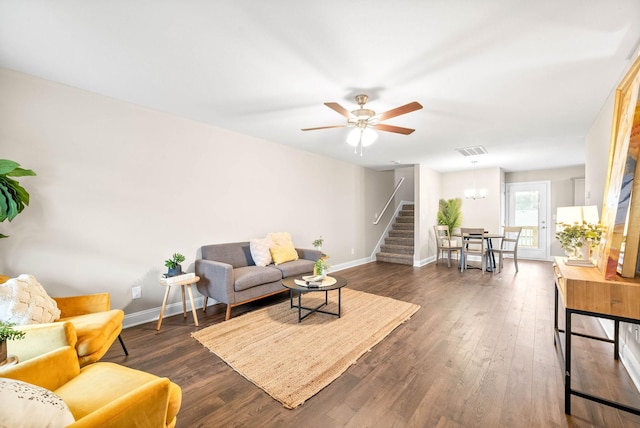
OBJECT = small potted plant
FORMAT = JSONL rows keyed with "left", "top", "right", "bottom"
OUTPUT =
{"left": 556, "top": 221, "right": 603, "bottom": 260}
{"left": 314, "top": 258, "right": 329, "bottom": 277}
{"left": 312, "top": 236, "right": 323, "bottom": 251}
{"left": 0, "top": 321, "right": 26, "bottom": 362}
{"left": 164, "top": 253, "right": 186, "bottom": 277}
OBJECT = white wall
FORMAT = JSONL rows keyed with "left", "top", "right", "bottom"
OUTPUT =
{"left": 393, "top": 166, "right": 415, "bottom": 205}
{"left": 440, "top": 166, "right": 502, "bottom": 234}
{"left": 415, "top": 164, "right": 440, "bottom": 265}
{"left": 0, "top": 69, "right": 393, "bottom": 317}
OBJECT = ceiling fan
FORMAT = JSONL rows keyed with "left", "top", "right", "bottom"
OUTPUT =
{"left": 302, "top": 94, "right": 423, "bottom": 155}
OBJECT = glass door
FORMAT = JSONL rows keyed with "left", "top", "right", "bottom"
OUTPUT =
{"left": 506, "top": 181, "right": 550, "bottom": 260}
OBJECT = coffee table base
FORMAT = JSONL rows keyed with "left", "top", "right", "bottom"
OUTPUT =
{"left": 289, "top": 288, "right": 341, "bottom": 323}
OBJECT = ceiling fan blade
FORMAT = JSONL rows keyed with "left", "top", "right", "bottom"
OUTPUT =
{"left": 373, "top": 123, "right": 415, "bottom": 135}
{"left": 324, "top": 102, "right": 354, "bottom": 119}
{"left": 375, "top": 101, "right": 423, "bottom": 121}
{"left": 301, "top": 124, "right": 348, "bottom": 131}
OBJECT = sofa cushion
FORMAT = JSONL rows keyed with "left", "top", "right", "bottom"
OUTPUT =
{"left": 0, "top": 378, "right": 75, "bottom": 427}
{"left": 270, "top": 244, "right": 299, "bottom": 265}
{"left": 0, "top": 274, "right": 61, "bottom": 324}
{"left": 56, "top": 362, "right": 180, "bottom": 424}
{"left": 58, "top": 310, "right": 124, "bottom": 357}
{"left": 273, "top": 259, "right": 316, "bottom": 278}
{"left": 249, "top": 236, "right": 274, "bottom": 267}
{"left": 233, "top": 266, "right": 282, "bottom": 292}
{"left": 201, "top": 242, "right": 254, "bottom": 268}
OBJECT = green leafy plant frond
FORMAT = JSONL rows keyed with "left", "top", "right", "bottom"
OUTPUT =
{"left": 555, "top": 221, "right": 604, "bottom": 251}
{"left": 0, "top": 160, "right": 36, "bottom": 238}
{"left": 437, "top": 198, "right": 463, "bottom": 235}
{"left": 0, "top": 321, "right": 26, "bottom": 342}
{"left": 164, "top": 253, "right": 186, "bottom": 269}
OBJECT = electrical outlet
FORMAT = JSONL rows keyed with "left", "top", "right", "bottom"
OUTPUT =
{"left": 131, "top": 286, "right": 142, "bottom": 299}
{"left": 351, "top": 248, "right": 355, "bottom": 255}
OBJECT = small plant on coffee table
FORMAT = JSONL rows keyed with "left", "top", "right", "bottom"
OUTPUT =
{"left": 0, "top": 321, "right": 25, "bottom": 362}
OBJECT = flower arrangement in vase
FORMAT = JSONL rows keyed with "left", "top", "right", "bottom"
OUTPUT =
{"left": 312, "top": 236, "right": 323, "bottom": 251}
{"left": 556, "top": 221, "right": 603, "bottom": 262}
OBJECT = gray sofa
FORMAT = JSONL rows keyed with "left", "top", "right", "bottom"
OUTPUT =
{"left": 195, "top": 242, "right": 322, "bottom": 320}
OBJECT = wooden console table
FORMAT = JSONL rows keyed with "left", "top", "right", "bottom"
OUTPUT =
{"left": 553, "top": 256, "right": 640, "bottom": 415}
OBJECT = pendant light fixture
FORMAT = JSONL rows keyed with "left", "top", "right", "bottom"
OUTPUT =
{"left": 464, "top": 160, "right": 487, "bottom": 199}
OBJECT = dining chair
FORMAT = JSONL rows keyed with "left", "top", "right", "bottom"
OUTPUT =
{"left": 433, "top": 225, "right": 462, "bottom": 267}
{"left": 490, "top": 226, "right": 523, "bottom": 273}
{"left": 460, "top": 228, "right": 487, "bottom": 273}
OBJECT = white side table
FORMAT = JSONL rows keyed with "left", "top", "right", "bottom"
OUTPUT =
{"left": 157, "top": 275, "right": 200, "bottom": 330}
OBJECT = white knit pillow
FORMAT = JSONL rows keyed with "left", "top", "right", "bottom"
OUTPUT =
{"left": 0, "top": 274, "right": 61, "bottom": 324}
{"left": 250, "top": 236, "right": 274, "bottom": 267}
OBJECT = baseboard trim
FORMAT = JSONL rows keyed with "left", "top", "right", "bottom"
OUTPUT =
{"left": 122, "top": 258, "right": 375, "bottom": 329}
{"left": 599, "top": 319, "right": 640, "bottom": 394}
{"left": 123, "top": 296, "right": 216, "bottom": 328}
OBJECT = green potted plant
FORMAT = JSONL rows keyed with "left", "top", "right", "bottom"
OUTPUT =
{"left": 0, "top": 159, "right": 36, "bottom": 239}
{"left": 314, "top": 258, "right": 329, "bottom": 277}
{"left": 556, "top": 221, "right": 603, "bottom": 260}
{"left": 312, "top": 236, "right": 323, "bottom": 251}
{"left": 0, "top": 321, "right": 26, "bottom": 362}
{"left": 437, "top": 198, "right": 463, "bottom": 237}
{"left": 164, "top": 253, "right": 186, "bottom": 277}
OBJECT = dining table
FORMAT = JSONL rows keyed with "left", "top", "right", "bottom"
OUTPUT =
{"left": 454, "top": 231, "right": 503, "bottom": 272}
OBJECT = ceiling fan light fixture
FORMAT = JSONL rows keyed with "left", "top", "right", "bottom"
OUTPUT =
{"left": 347, "top": 127, "right": 378, "bottom": 147}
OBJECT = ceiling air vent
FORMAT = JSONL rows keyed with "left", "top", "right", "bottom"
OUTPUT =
{"left": 455, "top": 145, "right": 488, "bottom": 157}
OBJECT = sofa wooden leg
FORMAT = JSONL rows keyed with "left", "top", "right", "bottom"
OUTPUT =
{"left": 225, "top": 305, "right": 232, "bottom": 321}
{"left": 202, "top": 296, "right": 208, "bottom": 312}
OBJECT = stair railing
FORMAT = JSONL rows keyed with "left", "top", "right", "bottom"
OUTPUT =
{"left": 373, "top": 177, "right": 405, "bottom": 225}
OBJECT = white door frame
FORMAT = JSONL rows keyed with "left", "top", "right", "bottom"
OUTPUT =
{"left": 506, "top": 181, "right": 551, "bottom": 260}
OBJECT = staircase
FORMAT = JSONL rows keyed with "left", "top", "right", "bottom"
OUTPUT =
{"left": 376, "top": 204, "right": 414, "bottom": 265}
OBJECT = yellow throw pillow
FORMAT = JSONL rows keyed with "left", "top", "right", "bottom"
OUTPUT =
{"left": 270, "top": 244, "right": 299, "bottom": 265}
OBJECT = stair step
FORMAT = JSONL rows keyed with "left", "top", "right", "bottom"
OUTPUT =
{"left": 389, "top": 229, "right": 414, "bottom": 237}
{"left": 393, "top": 222, "right": 414, "bottom": 230}
{"left": 398, "top": 210, "right": 414, "bottom": 217}
{"left": 395, "top": 216, "right": 414, "bottom": 223}
{"left": 385, "top": 236, "right": 414, "bottom": 246}
{"left": 380, "top": 244, "right": 414, "bottom": 255}
{"left": 376, "top": 252, "right": 414, "bottom": 265}
{"left": 402, "top": 204, "right": 414, "bottom": 211}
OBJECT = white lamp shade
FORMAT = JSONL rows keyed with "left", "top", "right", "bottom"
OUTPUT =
{"left": 556, "top": 205, "right": 600, "bottom": 227}
{"left": 347, "top": 128, "right": 378, "bottom": 147}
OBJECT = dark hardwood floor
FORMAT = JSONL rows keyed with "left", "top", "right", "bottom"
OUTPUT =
{"left": 103, "top": 260, "right": 640, "bottom": 427}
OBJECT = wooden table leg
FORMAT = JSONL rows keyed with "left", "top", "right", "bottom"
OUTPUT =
{"left": 157, "top": 285, "right": 172, "bottom": 330}
{"left": 181, "top": 284, "right": 187, "bottom": 319}
{"left": 186, "top": 283, "right": 199, "bottom": 326}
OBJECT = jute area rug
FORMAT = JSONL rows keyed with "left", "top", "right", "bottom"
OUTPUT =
{"left": 191, "top": 288, "right": 420, "bottom": 409}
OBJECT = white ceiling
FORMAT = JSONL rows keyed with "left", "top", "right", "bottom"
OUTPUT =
{"left": 1, "top": 1, "right": 639, "bottom": 172}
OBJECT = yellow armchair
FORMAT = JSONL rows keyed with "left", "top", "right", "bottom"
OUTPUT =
{"left": 2, "top": 323, "right": 181, "bottom": 428}
{"left": 53, "top": 292, "right": 127, "bottom": 366}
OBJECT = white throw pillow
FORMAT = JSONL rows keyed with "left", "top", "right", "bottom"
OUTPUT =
{"left": 0, "top": 378, "right": 75, "bottom": 427}
{"left": 0, "top": 274, "right": 61, "bottom": 324}
{"left": 250, "top": 236, "right": 274, "bottom": 267}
